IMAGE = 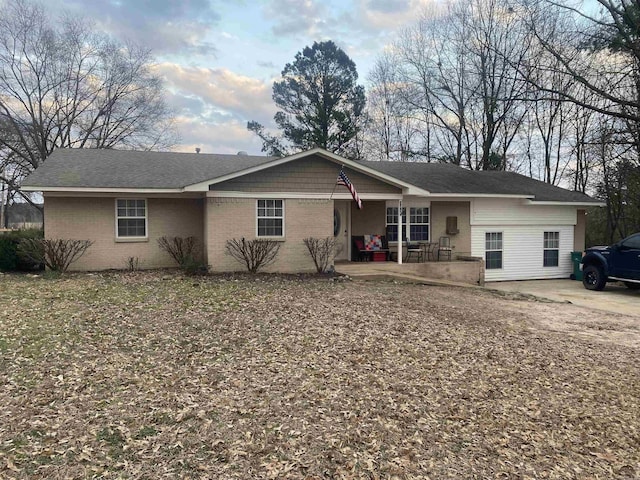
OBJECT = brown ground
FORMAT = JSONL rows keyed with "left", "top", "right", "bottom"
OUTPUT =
{"left": 0, "top": 271, "right": 638, "bottom": 479}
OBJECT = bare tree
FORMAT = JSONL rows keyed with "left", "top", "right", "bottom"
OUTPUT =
{"left": 0, "top": 0, "right": 177, "bottom": 204}
{"left": 366, "top": 0, "right": 533, "bottom": 169}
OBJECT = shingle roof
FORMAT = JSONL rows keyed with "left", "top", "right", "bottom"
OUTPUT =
{"left": 358, "top": 160, "right": 599, "bottom": 203}
{"left": 22, "top": 149, "right": 277, "bottom": 189}
{"left": 22, "top": 148, "right": 600, "bottom": 204}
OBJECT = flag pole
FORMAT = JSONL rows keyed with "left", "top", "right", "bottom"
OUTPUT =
{"left": 329, "top": 164, "right": 344, "bottom": 200}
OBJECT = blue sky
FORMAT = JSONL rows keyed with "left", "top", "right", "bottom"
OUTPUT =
{"left": 47, "top": 0, "right": 438, "bottom": 155}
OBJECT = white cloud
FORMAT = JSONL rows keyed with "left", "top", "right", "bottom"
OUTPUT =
{"left": 172, "top": 117, "right": 266, "bottom": 155}
{"left": 155, "top": 63, "right": 276, "bottom": 126}
{"left": 154, "top": 64, "right": 279, "bottom": 154}
{"left": 55, "top": 0, "right": 220, "bottom": 55}
{"left": 354, "top": 0, "right": 443, "bottom": 30}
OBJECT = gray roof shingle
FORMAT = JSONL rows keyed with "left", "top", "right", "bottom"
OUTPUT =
{"left": 359, "top": 160, "right": 599, "bottom": 203}
{"left": 22, "top": 149, "right": 277, "bottom": 189}
{"left": 22, "top": 148, "right": 600, "bottom": 204}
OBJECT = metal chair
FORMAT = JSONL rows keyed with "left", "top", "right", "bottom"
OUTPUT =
{"left": 427, "top": 242, "right": 439, "bottom": 261}
{"left": 438, "top": 236, "right": 452, "bottom": 261}
{"left": 404, "top": 238, "right": 424, "bottom": 262}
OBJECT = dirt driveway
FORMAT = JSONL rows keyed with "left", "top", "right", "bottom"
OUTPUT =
{"left": 487, "top": 279, "right": 640, "bottom": 316}
{"left": 485, "top": 279, "right": 640, "bottom": 348}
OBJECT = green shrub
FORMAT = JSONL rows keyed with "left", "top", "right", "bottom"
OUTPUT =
{"left": 0, "top": 229, "right": 44, "bottom": 271}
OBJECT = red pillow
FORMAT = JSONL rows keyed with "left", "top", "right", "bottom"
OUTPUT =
{"left": 354, "top": 239, "right": 364, "bottom": 250}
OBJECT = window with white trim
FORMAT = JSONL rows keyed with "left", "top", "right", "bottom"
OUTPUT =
{"left": 385, "top": 207, "right": 405, "bottom": 242}
{"left": 385, "top": 204, "right": 429, "bottom": 242}
{"left": 543, "top": 231, "right": 559, "bottom": 267}
{"left": 116, "top": 199, "right": 147, "bottom": 238}
{"left": 257, "top": 199, "right": 284, "bottom": 237}
{"left": 409, "top": 207, "right": 429, "bottom": 241}
{"left": 485, "top": 232, "right": 503, "bottom": 269}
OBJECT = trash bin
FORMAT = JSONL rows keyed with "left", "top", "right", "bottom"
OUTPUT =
{"left": 570, "top": 251, "right": 583, "bottom": 281}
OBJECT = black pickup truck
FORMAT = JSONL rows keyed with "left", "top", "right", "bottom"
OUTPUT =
{"left": 581, "top": 233, "right": 640, "bottom": 290}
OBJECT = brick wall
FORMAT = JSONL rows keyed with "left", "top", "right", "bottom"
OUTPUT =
{"left": 44, "top": 196, "right": 204, "bottom": 270}
{"left": 206, "top": 197, "right": 333, "bottom": 272}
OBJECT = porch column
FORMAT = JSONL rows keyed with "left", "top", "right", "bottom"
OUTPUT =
{"left": 397, "top": 198, "right": 402, "bottom": 264}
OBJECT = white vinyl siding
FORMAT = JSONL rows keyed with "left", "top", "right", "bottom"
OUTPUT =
{"left": 471, "top": 199, "right": 577, "bottom": 225}
{"left": 472, "top": 225, "right": 574, "bottom": 281}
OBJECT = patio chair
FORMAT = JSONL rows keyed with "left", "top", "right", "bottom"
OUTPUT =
{"left": 438, "top": 236, "right": 452, "bottom": 261}
{"left": 352, "top": 236, "right": 370, "bottom": 262}
{"left": 404, "top": 238, "right": 424, "bottom": 262}
{"left": 426, "top": 241, "right": 439, "bottom": 261}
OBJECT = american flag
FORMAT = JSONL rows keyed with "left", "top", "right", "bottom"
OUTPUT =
{"left": 337, "top": 169, "right": 362, "bottom": 209}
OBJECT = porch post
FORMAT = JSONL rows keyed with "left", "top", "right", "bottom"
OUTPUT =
{"left": 397, "top": 198, "right": 402, "bottom": 264}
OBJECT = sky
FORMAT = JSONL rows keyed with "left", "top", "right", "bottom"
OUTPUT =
{"left": 47, "top": 0, "right": 440, "bottom": 156}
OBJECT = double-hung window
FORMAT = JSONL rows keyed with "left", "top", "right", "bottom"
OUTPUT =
{"left": 485, "top": 232, "right": 503, "bottom": 269}
{"left": 116, "top": 199, "right": 147, "bottom": 239}
{"left": 409, "top": 207, "right": 429, "bottom": 241}
{"left": 385, "top": 207, "right": 405, "bottom": 242}
{"left": 257, "top": 199, "right": 284, "bottom": 237}
{"left": 543, "top": 231, "right": 559, "bottom": 267}
{"left": 385, "top": 204, "right": 429, "bottom": 242}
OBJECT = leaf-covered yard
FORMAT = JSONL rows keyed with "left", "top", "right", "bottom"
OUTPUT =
{"left": 0, "top": 272, "right": 638, "bottom": 479}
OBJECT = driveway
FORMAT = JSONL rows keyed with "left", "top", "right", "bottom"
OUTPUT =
{"left": 487, "top": 279, "right": 640, "bottom": 316}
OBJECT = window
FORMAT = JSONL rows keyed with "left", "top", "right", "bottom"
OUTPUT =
{"left": 409, "top": 207, "right": 429, "bottom": 241}
{"left": 485, "top": 232, "right": 503, "bottom": 269}
{"left": 385, "top": 205, "right": 429, "bottom": 242}
{"left": 257, "top": 199, "right": 284, "bottom": 237}
{"left": 543, "top": 231, "right": 559, "bottom": 267}
{"left": 116, "top": 199, "right": 147, "bottom": 238}
{"left": 385, "top": 207, "right": 405, "bottom": 242}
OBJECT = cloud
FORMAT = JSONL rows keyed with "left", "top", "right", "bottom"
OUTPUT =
{"left": 55, "top": 0, "right": 220, "bottom": 55}
{"left": 172, "top": 117, "right": 266, "bottom": 155}
{"left": 263, "top": 0, "right": 330, "bottom": 37}
{"left": 354, "top": 0, "right": 443, "bottom": 30}
{"left": 155, "top": 63, "right": 276, "bottom": 125}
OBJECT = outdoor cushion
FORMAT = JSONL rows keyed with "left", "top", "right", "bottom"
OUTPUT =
{"left": 364, "top": 234, "right": 383, "bottom": 251}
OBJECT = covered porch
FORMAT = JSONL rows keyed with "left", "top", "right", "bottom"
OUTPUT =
{"left": 333, "top": 197, "right": 472, "bottom": 265}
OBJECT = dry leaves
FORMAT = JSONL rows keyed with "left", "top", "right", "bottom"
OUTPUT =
{"left": 0, "top": 271, "right": 638, "bottom": 479}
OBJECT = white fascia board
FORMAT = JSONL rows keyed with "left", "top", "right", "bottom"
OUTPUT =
{"left": 21, "top": 186, "right": 183, "bottom": 194}
{"left": 184, "top": 147, "right": 429, "bottom": 194}
{"left": 526, "top": 200, "right": 606, "bottom": 207}
{"left": 430, "top": 193, "right": 535, "bottom": 199}
{"left": 206, "top": 190, "right": 404, "bottom": 200}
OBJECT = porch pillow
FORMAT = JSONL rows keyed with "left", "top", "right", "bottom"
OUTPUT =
{"left": 364, "top": 234, "right": 383, "bottom": 251}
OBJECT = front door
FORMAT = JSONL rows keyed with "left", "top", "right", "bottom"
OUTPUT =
{"left": 334, "top": 201, "right": 350, "bottom": 261}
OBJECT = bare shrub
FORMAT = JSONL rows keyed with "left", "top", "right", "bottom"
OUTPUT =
{"left": 303, "top": 237, "right": 339, "bottom": 273}
{"left": 157, "top": 236, "right": 200, "bottom": 267}
{"left": 225, "top": 238, "right": 281, "bottom": 273}
{"left": 126, "top": 256, "right": 140, "bottom": 271}
{"left": 18, "top": 238, "right": 93, "bottom": 273}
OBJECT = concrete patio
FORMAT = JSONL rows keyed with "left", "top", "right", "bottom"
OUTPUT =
{"left": 335, "top": 257, "right": 485, "bottom": 286}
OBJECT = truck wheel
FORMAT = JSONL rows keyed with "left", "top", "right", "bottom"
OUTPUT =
{"left": 583, "top": 265, "right": 606, "bottom": 291}
{"left": 624, "top": 282, "right": 640, "bottom": 290}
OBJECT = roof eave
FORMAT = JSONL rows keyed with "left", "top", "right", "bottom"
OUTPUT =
{"left": 526, "top": 199, "right": 606, "bottom": 207}
{"left": 21, "top": 186, "right": 184, "bottom": 194}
